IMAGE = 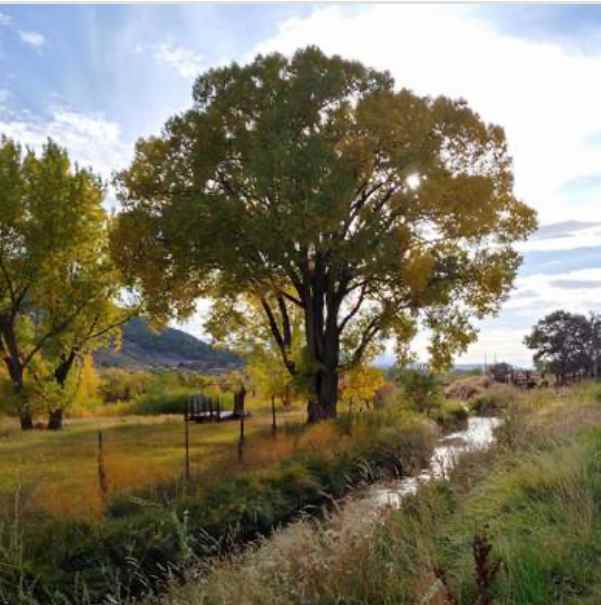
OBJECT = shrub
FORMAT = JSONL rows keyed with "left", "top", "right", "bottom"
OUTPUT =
{"left": 471, "top": 384, "right": 520, "bottom": 415}
{"left": 398, "top": 369, "right": 443, "bottom": 416}
{"left": 99, "top": 369, "right": 152, "bottom": 403}
{"left": 432, "top": 399, "right": 469, "bottom": 430}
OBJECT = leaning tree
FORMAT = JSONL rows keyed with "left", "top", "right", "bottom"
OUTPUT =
{"left": 112, "top": 47, "right": 536, "bottom": 421}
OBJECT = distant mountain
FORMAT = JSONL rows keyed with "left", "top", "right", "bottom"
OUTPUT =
{"left": 94, "top": 318, "right": 242, "bottom": 373}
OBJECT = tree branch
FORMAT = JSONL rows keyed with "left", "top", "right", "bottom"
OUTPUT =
{"left": 260, "top": 296, "right": 296, "bottom": 375}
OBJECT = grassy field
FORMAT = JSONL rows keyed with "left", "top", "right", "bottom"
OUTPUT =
{"left": 0, "top": 402, "right": 437, "bottom": 604}
{"left": 0, "top": 400, "right": 305, "bottom": 519}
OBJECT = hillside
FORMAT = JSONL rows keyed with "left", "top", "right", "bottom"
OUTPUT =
{"left": 94, "top": 318, "right": 242, "bottom": 372}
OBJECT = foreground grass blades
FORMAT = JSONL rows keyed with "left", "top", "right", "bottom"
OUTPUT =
{"left": 154, "top": 384, "right": 601, "bottom": 605}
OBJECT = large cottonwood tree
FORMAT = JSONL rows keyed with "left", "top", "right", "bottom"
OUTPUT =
{"left": 113, "top": 47, "right": 537, "bottom": 421}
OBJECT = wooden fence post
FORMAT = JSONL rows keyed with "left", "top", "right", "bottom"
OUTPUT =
{"left": 97, "top": 431, "right": 108, "bottom": 501}
{"left": 271, "top": 395, "right": 277, "bottom": 438}
{"left": 184, "top": 398, "right": 191, "bottom": 481}
{"left": 238, "top": 406, "right": 245, "bottom": 463}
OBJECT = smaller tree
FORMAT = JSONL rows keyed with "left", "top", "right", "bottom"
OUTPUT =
{"left": 0, "top": 136, "right": 136, "bottom": 429}
{"left": 524, "top": 310, "right": 592, "bottom": 384}
{"left": 397, "top": 368, "right": 442, "bottom": 416}
{"left": 41, "top": 295, "right": 133, "bottom": 429}
{"left": 247, "top": 348, "right": 295, "bottom": 408}
{"left": 339, "top": 365, "right": 386, "bottom": 411}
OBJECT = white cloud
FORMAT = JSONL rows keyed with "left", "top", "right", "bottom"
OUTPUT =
{"left": 513, "top": 269, "right": 601, "bottom": 312}
{"left": 0, "top": 109, "right": 131, "bottom": 207}
{"left": 246, "top": 5, "right": 601, "bottom": 365}
{"left": 0, "top": 12, "right": 12, "bottom": 26}
{"left": 251, "top": 5, "right": 601, "bottom": 228}
{"left": 19, "top": 30, "right": 45, "bottom": 48}
{"left": 154, "top": 42, "right": 203, "bottom": 80}
{"left": 518, "top": 223, "right": 601, "bottom": 253}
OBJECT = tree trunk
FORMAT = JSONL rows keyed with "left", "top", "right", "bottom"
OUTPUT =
{"left": 46, "top": 352, "right": 76, "bottom": 431}
{"left": 3, "top": 354, "right": 32, "bottom": 430}
{"left": 20, "top": 409, "right": 33, "bottom": 431}
{"left": 47, "top": 408, "right": 64, "bottom": 431}
{"left": 282, "top": 384, "right": 291, "bottom": 408}
{"left": 307, "top": 367, "right": 338, "bottom": 422}
{"left": 54, "top": 351, "right": 76, "bottom": 387}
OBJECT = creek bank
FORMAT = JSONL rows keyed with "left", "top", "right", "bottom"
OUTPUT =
{"left": 156, "top": 387, "right": 601, "bottom": 605}
{"left": 153, "top": 415, "right": 504, "bottom": 605}
{"left": 3, "top": 411, "right": 436, "bottom": 605}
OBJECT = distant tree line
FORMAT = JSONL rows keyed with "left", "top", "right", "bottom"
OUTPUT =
{"left": 524, "top": 310, "right": 601, "bottom": 384}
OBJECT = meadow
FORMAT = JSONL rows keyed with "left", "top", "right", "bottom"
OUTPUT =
{"left": 0, "top": 366, "right": 294, "bottom": 518}
{"left": 0, "top": 405, "right": 301, "bottom": 519}
{"left": 0, "top": 367, "right": 447, "bottom": 604}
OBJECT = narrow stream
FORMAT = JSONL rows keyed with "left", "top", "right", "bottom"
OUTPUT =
{"left": 365, "top": 416, "right": 502, "bottom": 509}
{"left": 182, "top": 416, "right": 503, "bottom": 594}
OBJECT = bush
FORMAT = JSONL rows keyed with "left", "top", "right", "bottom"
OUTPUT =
{"left": 99, "top": 369, "right": 152, "bottom": 403}
{"left": 397, "top": 369, "right": 443, "bottom": 416}
{"left": 432, "top": 399, "right": 469, "bottom": 430}
{"left": 470, "top": 384, "right": 520, "bottom": 415}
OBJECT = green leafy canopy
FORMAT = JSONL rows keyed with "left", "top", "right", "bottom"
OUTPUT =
{"left": 0, "top": 137, "right": 135, "bottom": 420}
{"left": 113, "top": 46, "right": 537, "bottom": 393}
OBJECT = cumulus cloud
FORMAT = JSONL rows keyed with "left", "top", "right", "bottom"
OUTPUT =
{"left": 251, "top": 5, "right": 601, "bottom": 228}
{"left": 154, "top": 42, "right": 203, "bottom": 80}
{"left": 18, "top": 30, "right": 45, "bottom": 48}
{"left": 514, "top": 269, "right": 601, "bottom": 311}
{"left": 0, "top": 108, "right": 131, "bottom": 208}
{"left": 0, "top": 12, "right": 12, "bottom": 26}
{"left": 509, "top": 289, "right": 540, "bottom": 300}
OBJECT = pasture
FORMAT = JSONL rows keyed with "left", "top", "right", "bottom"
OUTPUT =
{"left": 0, "top": 402, "right": 305, "bottom": 519}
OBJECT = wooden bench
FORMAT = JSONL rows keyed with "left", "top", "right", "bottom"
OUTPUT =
{"left": 185, "top": 394, "right": 241, "bottom": 423}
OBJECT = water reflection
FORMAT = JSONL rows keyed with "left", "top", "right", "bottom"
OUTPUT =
{"left": 367, "top": 416, "right": 502, "bottom": 509}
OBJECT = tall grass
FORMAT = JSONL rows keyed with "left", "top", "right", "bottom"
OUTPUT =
{"left": 148, "top": 383, "right": 601, "bottom": 605}
{"left": 0, "top": 408, "right": 436, "bottom": 604}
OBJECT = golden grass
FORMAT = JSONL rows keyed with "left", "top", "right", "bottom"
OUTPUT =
{"left": 0, "top": 405, "right": 308, "bottom": 519}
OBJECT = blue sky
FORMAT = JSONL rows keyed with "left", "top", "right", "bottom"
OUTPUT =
{"left": 2, "top": 3, "right": 601, "bottom": 367}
